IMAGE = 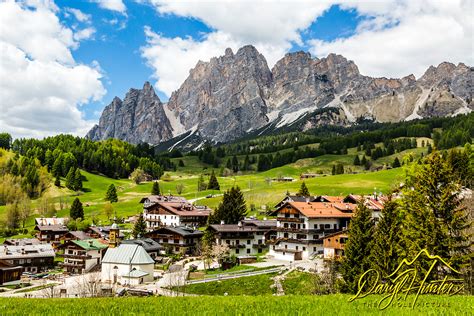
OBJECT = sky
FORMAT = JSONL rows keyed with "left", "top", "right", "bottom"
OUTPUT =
{"left": 0, "top": 0, "right": 472, "bottom": 139}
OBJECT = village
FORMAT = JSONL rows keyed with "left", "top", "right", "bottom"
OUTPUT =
{"left": 0, "top": 191, "right": 386, "bottom": 298}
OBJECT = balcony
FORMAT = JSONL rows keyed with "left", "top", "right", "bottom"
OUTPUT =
{"left": 59, "top": 254, "right": 92, "bottom": 260}
{"left": 228, "top": 244, "right": 246, "bottom": 249}
{"left": 59, "top": 262, "right": 85, "bottom": 268}
{"left": 275, "top": 238, "right": 320, "bottom": 245}
{"left": 272, "top": 248, "right": 302, "bottom": 253}
{"left": 252, "top": 244, "right": 268, "bottom": 249}
{"left": 276, "top": 217, "right": 304, "bottom": 223}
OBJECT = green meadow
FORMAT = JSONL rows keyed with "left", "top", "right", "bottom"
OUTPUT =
{"left": 0, "top": 295, "right": 471, "bottom": 315}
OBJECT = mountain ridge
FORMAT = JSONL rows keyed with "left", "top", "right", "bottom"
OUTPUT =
{"left": 87, "top": 45, "right": 473, "bottom": 148}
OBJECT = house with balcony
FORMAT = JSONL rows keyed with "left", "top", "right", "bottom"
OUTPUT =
{"left": 0, "top": 244, "right": 55, "bottom": 273}
{"left": 269, "top": 201, "right": 354, "bottom": 261}
{"left": 144, "top": 226, "right": 203, "bottom": 255}
{"left": 140, "top": 195, "right": 211, "bottom": 228}
{"left": 58, "top": 239, "right": 108, "bottom": 274}
{"left": 207, "top": 219, "right": 277, "bottom": 257}
{"left": 34, "top": 224, "right": 69, "bottom": 245}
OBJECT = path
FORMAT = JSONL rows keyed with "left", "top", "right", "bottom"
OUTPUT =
{"left": 271, "top": 268, "right": 294, "bottom": 296}
{"left": 185, "top": 267, "right": 283, "bottom": 284}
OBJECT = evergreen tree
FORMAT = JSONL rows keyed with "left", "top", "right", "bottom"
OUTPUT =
{"left": 52, "top": 155, "right": 63, "bottom": 178}
{"left": 208, "top": 186, "right": 247, "bottom": 224}
{"left": 370, "top": 199, "right": 402, "bottom": 277}
{"left": 353, "top": 155, "right": 360, "bottom": 166}
{"left": 73, "top": 168, "right": 82, "bottom": 191}
{"left": 65, "top": 167, "right": 75, "bottom": 190}
{"left": 392, "top": 157, "right": 401, "bottom": 168}
{"left": 336, "top": 163, "right": 344, "bottom": 174}
{"left": 243, "top": 155, "right": 250, "bottom": 171}
{"left": 151, "top": 181, "right": 161, "bottom": 195}
{"left": 178, "top": 159, "right": 185, "bottom": 167}
{"left": 70, "top": 198, "right": 84, "bottom": 220}
{"left": 341, "top": 202, "right": 374, "bottom": 293}
{"left": 105, "top": 184, "right": 118, "bottom": 203}
{"left": 297, "top": 181, "right": 310, "bottom": 197}
{"left": 232, "top": 155, "right": 239, "bottom": 172}
{"left": 331, "top": 165, "right": 336, "bottom": 175}
{"left": 132, "top": 213, "right": 147, "bottom": 238}
{"left": 54, "top": 177, "right": 61, "bottom": 187}
{"left": 400, "top": 151, "right": 470, "bottom": 275}
{"left": 207, "top": 170, "right": 220, "bottom": 190}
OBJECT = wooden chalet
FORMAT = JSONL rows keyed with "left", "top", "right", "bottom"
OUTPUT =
{"left": 58, "top": 239, "right": 108, "bottom": 274}
{"left": 0, "top": 260, "right": 22, "bottom": 285}
{"left": 323, "top": 230, "right": 348, "bottom": 259}
{"left": 145, "top": 226, "right": 203, "bottom": 255}
{"left": 33, "top": 224, "right": 69, "bottom": 245}
{"left": 0, "top": 244, "right": 55, "bottom": 273}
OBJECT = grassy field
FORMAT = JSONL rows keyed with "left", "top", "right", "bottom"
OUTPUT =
{"left": 281, "top": 271, "right": 316, "bottom": 295}
{"left": 179, "top": 273, "right": 278, "bottom": 295}
{"left": 0, "top": 295, "right": 471, "bottom": 315}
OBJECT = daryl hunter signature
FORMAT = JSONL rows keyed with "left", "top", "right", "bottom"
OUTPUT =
{"left": 349, "top": 249, "right": 464, "bottom": 310}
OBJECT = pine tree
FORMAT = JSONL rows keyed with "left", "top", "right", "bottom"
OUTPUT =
{"left": 151, "top": 181, "right": 161, "bottom": 195}
{"left": 207, "top": 170, "right": 220, "bottom": 190}
{"left": 400, "top": 151, "right": 470, "bottom": 275}
{"left": 243, "top": 155, "right": 250, "bottom": 171}
{"left": 52, "top": 155, "right": 63, "bottom": 178}
{"left": 341, "top": 202, "right": 375, "bottom": 293}
{"left": 392, "top": 157, "right": 401, "bottom": 168}
{"left": 232, "top": 155, "right": 239, "bottom": 172}
{"left": 70, "top": 197, "right": 84, "bottom": 220}
{"left": 74, "top": 168, "right": 83, "bottom": 191}
{"left": 297, "top": 181, "right": 310, "bottom": 197}
{"left": 65, "top": 167, "right": 75, "bottom": 190}
{"left": 197, "top": 174, "right": 207, "bottom": 192}
{"left": 353, "top": 155, "right": 360, "bottom": 166}
{"left": 370, "top": 199, "right": 402, "bottom": 277}
{"left": 105, "top": 184, "right": 118, "bottom": 203}
{"left": 54, "top": 177, "right": 61, "bottom": 187}
{"left": 132, "top": 213, "right": 147, "bottom": 238}
{"left": 331, "top": 165, "right": 336, "bottom": 175}
{"left": 208, "top": 186, "right": 247, "bottom": 224}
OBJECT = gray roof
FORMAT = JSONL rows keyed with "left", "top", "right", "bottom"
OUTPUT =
{"left": 102, "top": 244, "right": 154, "bottom": 265}
{"left": 35, "top": 225, "right": 68, "bottom": 232}
{"left": 122, "top": 238, "right": 163, "bottom": 252}
{"left": 3, "top": 238, "right": 40, "bottom": 246}
{"left": 150, "top": 226, "right": 203, "bottom": 237}
{"left": 0, "top": 244, "right": 55, "bottom": 260}
{"left": 120, "top": 269, "right": 149, "bottom": 278}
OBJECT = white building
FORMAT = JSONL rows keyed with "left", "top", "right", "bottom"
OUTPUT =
{"left": 101, "top": 244, "right": 155, "bottom": 286}
{"left": 269, "top": 201, "right": 354, "bottom": 261}
{"left": 140, "top": 195, "right": 210, "bottom": 228}
{"left": 58, "top": 239, "right": 108, "bottom": 274}
{"left": 208, "top": 219, "right": 277, "bottom": 257}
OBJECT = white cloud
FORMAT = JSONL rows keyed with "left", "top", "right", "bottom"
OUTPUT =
{"left": 142, "top": 0, "right": 472, "bottom": 97}
{"left": 73, "top": 27, "right": 96, "bottom": 41}
{"left": 65, "top": 7, "right": 91, "bottom": 23}
{"left": 0, "top": 2, "right": 106, "bottom": 139}
{"left": 97, "top": 0, "right": 127, "bottom": 14}
{"left": 309, "top": 0, "right": 474, "bottom": 78}
{"left": 142, "top": 0, "right": 333, "bottom": 97}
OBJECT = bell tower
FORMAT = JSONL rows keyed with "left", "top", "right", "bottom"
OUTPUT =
{"left": 109, "top": 219, "right": 119, "bottom": 248}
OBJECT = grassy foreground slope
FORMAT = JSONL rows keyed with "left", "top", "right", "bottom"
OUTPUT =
{"left": 0, "top": 295, "right": 471, "bottom": 316}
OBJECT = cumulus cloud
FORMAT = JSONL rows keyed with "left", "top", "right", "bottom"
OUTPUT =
{"left": 142, "top": 0, "right": 333, "bottom": 97}
{"left": 0, "top": 2, "right": 106, "bottom": 139}
{"left": 97, "top": 0, "right": 127, "bottom": 14}
{"left": 73, "top": 27, "right": 96, "bottom": 41}
{"left": 142, "top": 0, "right": 472, "bottom": 97}
{"left": 309, "top": 0, "right": 474, "bottom": 78}
{"left": 65, "top": 7, "right": 91, "bottom": 23}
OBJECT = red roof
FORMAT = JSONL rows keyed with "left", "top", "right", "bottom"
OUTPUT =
{"left": 280, "top": 202, "right": 354, "bottom": 218}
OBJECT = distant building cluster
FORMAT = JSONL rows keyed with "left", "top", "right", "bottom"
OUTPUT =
{"left": 0, "top": 192, "right": 386, "bottom": 288}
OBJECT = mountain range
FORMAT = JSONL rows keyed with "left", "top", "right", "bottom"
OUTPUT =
{"left": 87, "top": 45, "right": 473, "bottom": 149}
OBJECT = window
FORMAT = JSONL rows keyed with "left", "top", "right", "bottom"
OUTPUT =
{"left": 334, "top": 224, "right": 338, "bottom": 229}
{"left": 174, "top": 239, "right": 179, "bottom": 244}
{"left": 236, "top": 240, "right": 240, "bottom": 245}
{"left": 236, "top": 249, "right": 240, "bottom": 254}
{"left": 226, "top": 240, "right": 230, "bottom": 245}
{"left": 285, "top": 245, "right": 288, "bottom": 249}
{"left": 284, "top": 233, "right": 288, "bottom": 238}
{"left": 163, "top": 238, "right": 168, "bottom": 243}
{"left": 314, "top": 224, "right": 317, "bottom": 229}
{"left": 325, "top": 224, "right": 331, "bottom": 229}
{"left": 258, "top": 248, "right": 262, "bottom": 253}
{"left": 303, "top": 247, "right": 306, "bottom": 251}
{"left": 285, "top": 213, "right": 290, "bottom": 218}
{"left": 320, "top": 224, "right": 324, "bottom": 229}
{"left": 313, "top": 235, "right": 319, "bottom": 239}
{"left": 296, "top": 246, "right": 298, "bottom": 250}
{"left": 247, "top": 240, "right": 251, "bottom": 245}
{"left": 328, "top": 239, "right": 331, "bottom": 242}
{"left": 247, "top": 249, "right": 251, "bottom": 254}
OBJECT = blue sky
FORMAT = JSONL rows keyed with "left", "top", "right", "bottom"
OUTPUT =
{"left": 56, "top": 1, "right": 363, "bottom": 120}
{"left": 1, "top": 0, "right": 471, "bottom": 139}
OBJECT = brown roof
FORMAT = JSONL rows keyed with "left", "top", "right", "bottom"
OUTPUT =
{"left": 322, "top": 229, "right": 349, "bottom": 239}
{"left": 34, "top": 225, "right": 68, "bottom": 232}
{"left": 314, "top": 196, "right": 345, "bottom": 203}
{"left": 275, "top": 202, "right": 355, "bottom": 218}
{"left": 154, "top": 202, "right": 211, "bottom": 217}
